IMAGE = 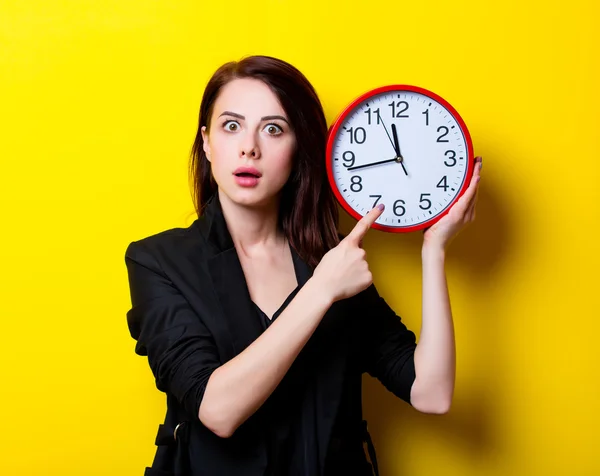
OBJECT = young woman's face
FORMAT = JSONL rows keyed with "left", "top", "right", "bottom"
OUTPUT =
{"left": 202, "top": 78, "right": 296, "bottom": 209}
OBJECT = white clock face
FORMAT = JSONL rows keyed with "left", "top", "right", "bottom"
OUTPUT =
{"left": 329, "top": 88, "right": 471, "bottom": 231}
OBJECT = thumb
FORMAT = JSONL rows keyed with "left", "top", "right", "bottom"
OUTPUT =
{"left": 345, "top": 204, "right": 384, "bottom": 245}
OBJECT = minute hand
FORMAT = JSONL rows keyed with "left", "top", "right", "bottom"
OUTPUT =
{"left": 347, "top": 157, "right": 398, "bottom": 171}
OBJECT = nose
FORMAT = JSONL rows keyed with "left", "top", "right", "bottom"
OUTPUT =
{"left": 240, "top": 132, "right": 261, "bottom": 160}
{"left": 242, "top": 148, "right": 258, "bottom": 158}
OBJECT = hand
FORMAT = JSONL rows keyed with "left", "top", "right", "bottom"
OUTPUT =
{"left": 313, "top": 204, "right": 384, "bottom": 303}
{"left": 422, "top": 156, "right": 483, "bottom": 250}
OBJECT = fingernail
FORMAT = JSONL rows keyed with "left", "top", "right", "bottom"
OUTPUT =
{"left": 376, "top": 203, "right": 385, "bottom": 211}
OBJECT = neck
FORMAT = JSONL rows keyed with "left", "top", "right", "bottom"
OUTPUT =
{"left": 217, "top": 189, "right": 286, "bottom": 257}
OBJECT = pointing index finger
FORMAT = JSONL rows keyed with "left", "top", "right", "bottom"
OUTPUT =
{"left": 347, "top": 204, "right": 385, "bottom": 243}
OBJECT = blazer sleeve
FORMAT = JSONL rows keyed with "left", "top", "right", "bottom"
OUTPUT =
{"left": 124, "top": 240, "right": 221, "bottom": 419}
{"left": 357, "top": 283, "right": 417, "bottom": 406}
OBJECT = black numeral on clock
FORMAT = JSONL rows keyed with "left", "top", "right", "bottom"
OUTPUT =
{"left": 350, "top": 175, "right": 363, "bottom": 192}
{"left": 444, "top": 150, "right": 457, "bottom": 167}
{"left": 388, "top": 101, "right": 409, "bottom": 118}
{"left": 369, "top": 195, "right": 382, "bottom": 208}
{"left": 347, "top": 127, "right": 366, "bottom": 144}
{"left": 419, "top": 193, "right": 432, "bottom": 210}
{"left": 422, "top": 109, "right": 429, "bottom": 126}
{"left": 393, "top": 199, "right": 406, "bottom": 216}
{"left": 437, "top": 176, "right": 449, "bottom": 191}
{"left": 437, "top": 126, "right": 449, "bottom": 142}
{"left": 342, "top": 151, "right": 355, "bottom": 168}
{"left": 364, "top": 108, "right": 381, "bottom": 125}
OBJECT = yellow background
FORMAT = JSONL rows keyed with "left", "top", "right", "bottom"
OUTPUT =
{"left": 1, "top": 1, "right": 598, "bottom": 475}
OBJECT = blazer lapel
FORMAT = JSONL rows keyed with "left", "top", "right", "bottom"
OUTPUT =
{"left": 290, "top": 241, "right": 314, "bottom": 288}
{"left": 195, "top": 194, "right": 266, "bottom": 361}
{"left": 184, "top": 193, "right": 348, "bottom": 473}
{"left": 204, "top": 195, "right": 321, "bottom": 359}
{"left": 207, "top": 247, "right": 264, "bottom": 358}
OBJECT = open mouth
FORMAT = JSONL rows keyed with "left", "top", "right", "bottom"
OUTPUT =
{"left": 234, "top": 172, "right": 259, "bottom": 178}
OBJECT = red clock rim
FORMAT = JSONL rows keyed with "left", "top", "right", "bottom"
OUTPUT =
{"left": 325, "top": 84, "right": 475, "bottom": 233}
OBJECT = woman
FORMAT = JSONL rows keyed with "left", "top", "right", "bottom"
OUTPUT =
{"left": 125, "top": 55, "right": 482, "bottom": 476}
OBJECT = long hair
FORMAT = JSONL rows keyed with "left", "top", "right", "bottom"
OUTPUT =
{"left": 189, "top": 55, "right": 340, "bottom": 268}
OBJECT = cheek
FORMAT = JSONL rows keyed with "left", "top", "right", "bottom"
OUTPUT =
{"left": 208, "top": 134, "right": 235, "bottom": 169}
{"left": 269, "top": 139, "right": 295, "bottom": 174}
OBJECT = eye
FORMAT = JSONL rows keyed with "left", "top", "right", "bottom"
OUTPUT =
{"left": 223, "top": 120, "right": 240, "bottom": 132}
{"left": 264, "top": 123, "right": 283, "bottom": 135}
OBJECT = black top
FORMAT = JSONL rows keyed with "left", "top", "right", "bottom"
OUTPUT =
{"left": 125, "top": 193, "right": 417, "bottom": 476}
{"left": 252, "top": 285, "right": 318, "bottom": 476}
{"left": 252, "top": 287, "right": 379, "bottom": 476}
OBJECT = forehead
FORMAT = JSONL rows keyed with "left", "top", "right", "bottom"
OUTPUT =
{"left": 213, "top": 78, "right": 286, "bottom": 117}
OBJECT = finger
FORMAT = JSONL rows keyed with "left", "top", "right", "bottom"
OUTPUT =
{"left": 467, "top": 156, "right": 482, "bottom": 188}
{"left": 465, "top": 187, "right": 479, "bottom": 221}
{"left": 467, "top": 202, "right": 477, "bottom": 222}
{"left": 451, "top": 181, "right": 477, "bottom": 219}
{"left": 462, "top": 170, "right": 481, "bottom": 207}
{"left": 474, "top": 156, "right": 482, "bottom": 175}
{"left": 466, "top": 197, "right": 476, "bottom": 221}
{"left": 346, "top": 204, "right": 384, "bottom": 244}
{"left": 468, "top": 179, "right": 480, "bottom": 206}
{"left": 449, "top": 175, "right": 478, "bottom": 222}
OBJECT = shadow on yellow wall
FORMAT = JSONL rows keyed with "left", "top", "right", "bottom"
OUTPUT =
{"left": 1, "top": 0, "right": 598, "bottom": 475}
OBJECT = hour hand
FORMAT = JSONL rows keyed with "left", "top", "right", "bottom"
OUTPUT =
{"left": 391, "top": 123, "right": 408, "bottom": 176}
{"left": 391, "top": 123, "right": 402, "bottom": 158}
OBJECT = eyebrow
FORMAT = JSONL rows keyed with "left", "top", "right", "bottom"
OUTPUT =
{"left": 219, "top": 111, "right": 290, "bottom": 125}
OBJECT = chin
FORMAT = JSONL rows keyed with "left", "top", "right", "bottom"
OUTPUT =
{"left": 220, "top": 186, "right": 279, "bottom": 210}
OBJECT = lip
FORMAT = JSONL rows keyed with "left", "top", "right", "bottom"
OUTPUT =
{"left": 233, "top": 167, "right": 262, "bottom": 177}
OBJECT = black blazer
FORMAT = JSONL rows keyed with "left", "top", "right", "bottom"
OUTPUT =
{"left": 125, "top": 194, "right": 417, "bottom": 476}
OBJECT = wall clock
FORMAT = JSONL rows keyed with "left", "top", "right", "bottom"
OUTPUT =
{"left": 326, "top": 85, "right": 474, "bottom": 232}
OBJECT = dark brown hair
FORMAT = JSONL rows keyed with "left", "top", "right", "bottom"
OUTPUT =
{"left": 189, "top": 55, "right": 340, "bottom": 268}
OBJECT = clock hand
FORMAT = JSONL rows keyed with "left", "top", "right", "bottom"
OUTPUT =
{"left": 376, "top": 110, "right": 399, "bottom": 156}
{"left": 377, "top": 111, "right": 408, "bottom": 176}
{"left": 399, "top": 161, "right": 408, "bottom": 176}
{"left": 391, "top": 123, "right": 408, "bottom": 176}
{"left": 391, "top": 123, "right": 402, "bottom": 158}
{"left": 347, "top": 157, "right": 400, "bottom": 171}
